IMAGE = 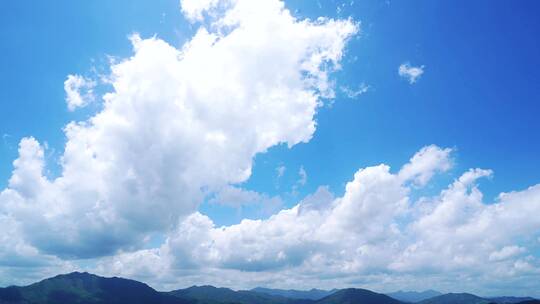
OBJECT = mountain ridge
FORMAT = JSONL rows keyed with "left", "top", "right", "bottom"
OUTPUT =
{"left": 251, "top": 287, "right": 338, "bottom": 300}
{"left": 0, "top": 272, "right": 537, "bottom": 304}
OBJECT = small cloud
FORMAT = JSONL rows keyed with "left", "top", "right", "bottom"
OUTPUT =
{"left": 341, "top": 83, "right": 370, "bottom": 99}
{"left": 291, "top": 166, "right": 308, "bottom": 196}
{"left": 2, "top": 133, "right": 13, "bottom": 150}
{"left": 398, "top": 62, "right": 425, "bottom": 84}
{"left": 64, "top": 74, "right": 96, "bottom": 111}
{"left": 276, "top": 165, "right": 286, "bottom": 178}
{"left": 298, "top": 166, "right": 307, "bottom": 186}
{"left": 337, "top": 3, "right": 346, "bottom": 14}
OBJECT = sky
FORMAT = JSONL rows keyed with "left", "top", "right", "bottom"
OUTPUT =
{"left": 1, "top": 0, "right": 540, "bottom": 297}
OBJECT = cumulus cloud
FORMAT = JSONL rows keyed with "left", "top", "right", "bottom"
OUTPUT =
{"left": 64, "top": 74, "right": 96, "bottom": 111}
{"left": 398, "top": 145, "right": 453, "bottom": 186}
{"left": 0, "top": 0, "right": 357, "bottom": 259}
{"left": 398, "top": 62, "right": 424, "bottom": 84}
{"left": 0, "top": 211, "right": 76, "bottom": 287}
{"left": 96, "top": 145, "right": 540, "bottom": 295}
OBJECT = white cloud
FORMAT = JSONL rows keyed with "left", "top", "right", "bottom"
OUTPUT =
{"left": 398, "top": 145, "right": 453, "bottom": 186}
{"left": 0, "top": 211, "right": 76, "bottom": 287}
{"left": 276, "top": 165, "right": 286, "bottom": 178}
{"left": 489, "top": 246, "right": 526, "bottom": 262}
{"left": 340, "top": 83, "right": 369, "bottom": 98}
{"left": 209, "top": 185, "right": 282, "bottom": 210}
{"left": 96, "top": 145, "right": 540, "bottom": 295}
{"left": 180, "top": 0, "right": 221, "bottom": 21}
{"left": 398, "top": 62, "right": 424, "bottom": 84}
{"left": 298, "top": 166, "right": 307, "bottom": 186}
{"left": 0, "top": 0, "right": 357, "bottom": 259}
{"left": 64, "top": 74, "right": 96, "bottom": 111}
{"left": 291, "top": 166, "right": 308, "bottom": 195}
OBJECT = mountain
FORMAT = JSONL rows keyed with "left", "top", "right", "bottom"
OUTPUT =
{"left": 488, "top": 298, "right": 536, "bottom": 304}
{"left": 387, "top": 290, "right": 442, "bottom": 302}
{"left": 0, "top": 272, "right": 188, "bottom": 304}
{"left": 514, "top": 301, "right": 540, "bottom": 304}
{"left": 418, "top": 293, "right": 490, "bottom": 304}
{"left": 315, "top": 288, "right": 403, "bottom": 304}
{"left": 0, "top": 272, "right": 537, "bottom": 304}
{"left": 252, "top": 287, "right": 337, "bottom": 300}
{"left": 167, "top": 285, "right": 307, "bottom": 304}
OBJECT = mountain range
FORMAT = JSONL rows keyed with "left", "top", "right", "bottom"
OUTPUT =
{"left": 0, "top": 272, "right": 537, "bottom": 304}
{"left": 386, "top": 290, "right": 442, "bottom": 303}
{"left": 251, "top": 287, "right": 338, "bottom": 300}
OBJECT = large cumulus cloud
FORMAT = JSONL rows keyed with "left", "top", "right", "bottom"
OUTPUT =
{"left": 0, "top": 0, "right": 357, "bottom": 258}
{"left": 96, "top": 146, "right": 540, "bottom": 296}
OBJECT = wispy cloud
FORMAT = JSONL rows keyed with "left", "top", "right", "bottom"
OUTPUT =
{"left": 276, "top": 165, "right": 286, "bottom": 178}
{"left": 341, "top": 83, "right": 370, "bottom": 99}
{"left": 398, "top": 62, "right": 425, "bottom": 84}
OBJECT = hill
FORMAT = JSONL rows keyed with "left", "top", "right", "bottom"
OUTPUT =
{"left": 0, "top": 272, "right": 188, "bottom": 304}
{"left": 167, "top": 285, "right": 307, "bottom": 304}
{"left": 315, "top": 288, "right": 403, "bottom": 304}
{"left": 252, "top": 287, "right": 337, "bottom": 300}
{"left": 488, "top": 298, "right": 536, "bottom": 304}
{"left": 418, "top": 293, "right": 490, "bottom": 304}
{"left": 387, "top": 290, "right": 442, "bottom": 302}
{"left": 513, "top": 301, "right": 540, "bottom": 304}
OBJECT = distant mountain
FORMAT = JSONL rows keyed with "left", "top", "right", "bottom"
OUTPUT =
{"left": 418, "top": 293, "right": 490, "bottom": 304}
{"left": 488, "top": 297, "right": 537, "bottom": 304}
{"left": 252, "top": 287, "right": 337, "bottom": 300}
{"left": 0, "top": 272, "right": 189, "bottom": 304}
{"left": 315, "top": 288, "right": 402, "bottom": 304}
{"left": 167, "top": 285, "right": 308, "bottom": 304}
{"left": 387, "top": 290, "right": 442, "bottom": 302}
{"left": 514, "top": 301, "right": 540, "bottom": 304}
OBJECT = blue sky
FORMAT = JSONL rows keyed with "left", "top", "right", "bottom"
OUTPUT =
{"left": 1, "top": 0, "right": 540, "bottom": 296}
